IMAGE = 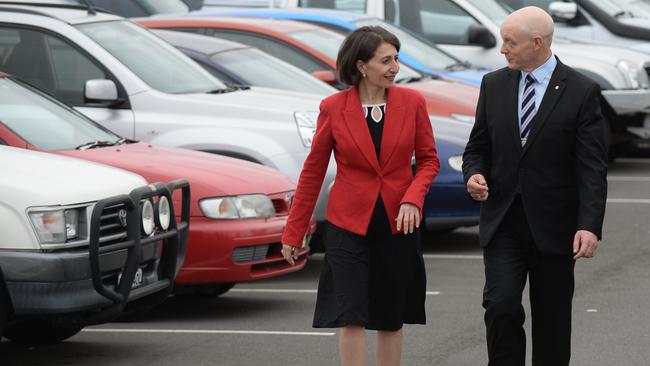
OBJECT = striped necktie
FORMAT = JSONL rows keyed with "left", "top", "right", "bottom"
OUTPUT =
{"left": 520, "top": 74, "right": 537, "bottom": 146}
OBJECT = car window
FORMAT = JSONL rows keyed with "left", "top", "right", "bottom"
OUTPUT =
{"left": 0, "top": 27, "right": 108, "bottom": 105}
{"left": 0, "top": 78, "right": 121, "bottom": 150}
{"left": 354, "top": 19, "right": 463, "bottom": 71}
{"left": 91, "top": 0, "right": 149, "bottom": 17}
{"left": 417, "top": 0, "right": 482, "bottom": 45}
{"left": 207, "top": 30, "right": 329, "bottom": 73}
{"left": 299, "top": 0, "right": 367, "bottom": 13}
{"left": 78, "top": 21, "right": 227, "bottom": 93}
{"left": 211, "top": 48, "right": 336, "bottom": 94}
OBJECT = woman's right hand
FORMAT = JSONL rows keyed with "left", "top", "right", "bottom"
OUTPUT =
{"left": 281, "top": 244, "right": 299, "bottom": 266}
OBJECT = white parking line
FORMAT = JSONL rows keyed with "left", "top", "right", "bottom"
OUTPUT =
{"left": 232, "top": 289, "right": 441, "bottom": 295}
{"left": 608, "top": 176, "right": 650, "bottom": 182}
{"left": 82, "top": 328, "right": 335, "bottom": 336}
{"left": 607, "top": 198, "right": 650, "bottom": 204}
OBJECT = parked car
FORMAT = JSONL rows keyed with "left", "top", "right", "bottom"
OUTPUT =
{"left": 0, "top": 144, "right": 189, "bottom": 344}
{"left": 151, "top": 29, "right": 336, "bottom": 95}
{"left": 501, "top": 0, "right": 650, "bottom": 54}
{"left": 0, "top": 2, "right": 336, "bottom": 227}
{"left": 136, "top": 16, "right": 480, "bottom": 122}
{"left": 0, "top": 73, "right": 314, "bottom": 296}
{"left": 192, "top": 7, "right": 489, "bottom": 85}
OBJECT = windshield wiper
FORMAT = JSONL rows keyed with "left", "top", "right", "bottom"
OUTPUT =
{"left": 396, "top": 76, "right": 425, "bottom": 84}
{"left": 445, "top": 61, "right": 470, "bottom": 71}
{"left": 205, "top": 84, "right": 251, "bottom": 94}
{"left": 75, "top": 140, "right": 118, "bottom": 150}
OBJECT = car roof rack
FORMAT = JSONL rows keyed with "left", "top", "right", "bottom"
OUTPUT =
{"left": 0, "top": 1, "right": 110, "bottom": 18}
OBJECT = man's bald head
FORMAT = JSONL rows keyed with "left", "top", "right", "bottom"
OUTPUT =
{"left": 500, "top": 6, "right": 555, "bottom": 71}
{"left": 504, "top": 6, "right": 554, "bottom": 46}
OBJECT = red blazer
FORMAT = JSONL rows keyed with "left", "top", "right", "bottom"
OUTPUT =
{"left": 282, "top": 86, "right": 440, "bottom": 247}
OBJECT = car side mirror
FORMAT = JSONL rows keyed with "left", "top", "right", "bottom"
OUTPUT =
{"left": 311, "top": 70, "right": 336, "bottom": 85}
{"left": 467, "top": 25, "right": 496, "bottom": 48}
{"left": 549, "top": 2, "right": 578, "bottom": 21}
{"left": 84, "top": 79, "right": 120, "bottom": 105}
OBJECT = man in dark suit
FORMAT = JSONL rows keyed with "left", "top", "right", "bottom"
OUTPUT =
{"left": 462, "top": 6, "right": 608, "bottom": 366}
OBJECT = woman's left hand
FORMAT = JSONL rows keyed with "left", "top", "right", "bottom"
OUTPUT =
{"left": 281, "top": 244, "right": 299, "bottom": 265}
{"left": 396, "top": 203, "right": 420, "bottom": 234}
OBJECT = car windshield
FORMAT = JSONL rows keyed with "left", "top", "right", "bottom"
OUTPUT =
{"left": 353, "top": 18, "right": 464, "bottom": 71}
{"left": 0, "top": 78, "right": 121, "bottom": 150}
{"left": 285, "top": 26, "right": 425, "bottom": 80}
{"left": 590, "top": 0, "right": 650, "bottom": 18}
{"left": 77, "top": 21, "right": 227, "bottom": 93}
{"left": 464, "top": 0, "right": 509, "bottom": 26}
{"left": 211, "top": 47, "right": 336, "bottom": 94}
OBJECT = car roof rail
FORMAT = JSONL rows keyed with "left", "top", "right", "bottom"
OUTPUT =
{"left": 0, "top": 1, "right": 111, "bottom": 18}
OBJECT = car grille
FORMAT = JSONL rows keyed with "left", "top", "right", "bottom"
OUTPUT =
{"left": 232, "top": 244, "right": 272, "bottom": 263}
{"left": 98, "top": 203, "right": 128, "bottom": 246}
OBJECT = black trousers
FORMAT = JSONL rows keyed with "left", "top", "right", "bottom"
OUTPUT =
{"left": 483, "top": 197, "right": 575, "bottom": 366}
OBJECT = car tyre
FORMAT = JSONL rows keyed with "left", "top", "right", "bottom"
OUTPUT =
{"left": 4, "top": 320, "right": 82, "bottom": 344}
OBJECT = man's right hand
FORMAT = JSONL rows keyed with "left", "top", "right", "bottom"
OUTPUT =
{"left": 467, "top": 174, "right": 489, "bottom": 202}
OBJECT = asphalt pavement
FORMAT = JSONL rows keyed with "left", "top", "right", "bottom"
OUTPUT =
{"left": 1, "top": 158, "right": 649, "bottom": 366}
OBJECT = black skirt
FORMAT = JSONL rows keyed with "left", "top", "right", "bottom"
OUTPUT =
{"left": 312, "top": 197, "right": 427, "bottom": 331}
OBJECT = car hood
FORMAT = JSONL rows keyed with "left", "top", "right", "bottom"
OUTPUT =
{"left": 1, "top": 145, "right": 146, "bottom": 207}
{"left": 403, "top": 79, "right": 479, "bottom": 117}
{"left": 183, "top": 86, "right": 322, "bottom": 113}
{"left": 58, "top": 142, "right": 296, "bottom": 202}
{"left": 442, "top": 68, "right": 487, "bottom": 86}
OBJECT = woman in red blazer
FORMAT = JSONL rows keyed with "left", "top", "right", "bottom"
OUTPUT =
{"left": 281, "top": 26, "right": 439, "bottom": 366}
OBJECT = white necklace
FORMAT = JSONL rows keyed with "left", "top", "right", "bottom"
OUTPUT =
{"left": 363, "top": 103, "right": 385, "bottom": 123}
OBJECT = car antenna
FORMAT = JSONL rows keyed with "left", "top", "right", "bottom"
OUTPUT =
{"left": 78, "top": 0, "right": 97, "bottom": 15}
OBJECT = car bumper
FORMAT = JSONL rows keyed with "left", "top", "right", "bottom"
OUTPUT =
{"left": 175, "top": 215, "right": 315, "bottom": 284}
{"left": 1, "top": 241, "right": 166, "bottom": 315}
{"left": 423, "top": 183, "right": 479, "bottom": 230}
{"left": 602, "top": 89, "right": 650, "bottom": 115}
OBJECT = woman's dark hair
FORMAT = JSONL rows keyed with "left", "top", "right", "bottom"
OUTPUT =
{"left": 336, "top": 26, "right": 401, "bottom": 86}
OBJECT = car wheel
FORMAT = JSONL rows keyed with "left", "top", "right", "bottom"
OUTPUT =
{"left": 174, "top": 283, "right": 236, "bottom": 298}
{"left": 4, "top": 320, "right": 82, "bottom": 344}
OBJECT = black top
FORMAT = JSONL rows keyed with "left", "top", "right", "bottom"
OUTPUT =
{"left": 364, "top": 104, "right": 386, "bottom": 158}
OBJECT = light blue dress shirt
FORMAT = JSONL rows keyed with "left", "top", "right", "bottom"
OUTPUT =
{"left": 517, "top": 54, "right": 557, "bottom": 126}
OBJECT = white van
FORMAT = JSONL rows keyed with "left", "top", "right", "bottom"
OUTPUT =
{"left": 0, "top": 146, "right": 189, "bottom": 344}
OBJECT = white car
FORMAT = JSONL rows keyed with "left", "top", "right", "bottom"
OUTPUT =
{"left": 0, "top": 2, "right": 334, "bottom": 223}
{"left": 0, "top": 145, "right": 189, "bottom": 344}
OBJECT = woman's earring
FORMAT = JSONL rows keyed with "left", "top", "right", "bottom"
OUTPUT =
{"left": 362, "top": 73, "right": 366, "bottom": 78}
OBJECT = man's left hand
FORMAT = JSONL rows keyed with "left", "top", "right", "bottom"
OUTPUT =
{"left": 573, "top": 230, "right": 598, "bottom": 260}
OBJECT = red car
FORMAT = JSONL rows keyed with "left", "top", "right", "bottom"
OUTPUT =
{"left": 138, "top": 16, "right": 479, "bottom": 121}
{"left": 0, "top": 73, "right": 314, "bottom": 297}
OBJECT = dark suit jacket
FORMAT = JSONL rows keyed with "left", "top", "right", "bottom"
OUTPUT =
{"left": 282, "top": 86, "right": 440, "bottom": 247}
{"left": 462, "top": 59, "right": 608, "bottom": 255}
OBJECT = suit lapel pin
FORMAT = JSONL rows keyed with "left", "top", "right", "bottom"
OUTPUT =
{"left": 554, "top": 85, "right": 560, "bottom": 90}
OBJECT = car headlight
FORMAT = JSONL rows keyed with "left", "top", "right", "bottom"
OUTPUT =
{"left": 28, "top": 207, "right": 83, "bottom": 244}
{"left": 156, "top": 196, "right": 171, "bottom": 231}
{"left": 141, "top": 199, "right": 155, "bottom": 236}
{"left": 450, "top": 113, "right": 475, "bottom": 124}
{"left": 448, "top": 155, "right": 464, "bottom": 172}
{"left": 617, "top": 59, "right": 649, "bottom": 89}
{"left": 199, "top": 194, "right": 276, "bottom": 219}
{"left": 294, "top": 111, "right": 319, "bottom": 148}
